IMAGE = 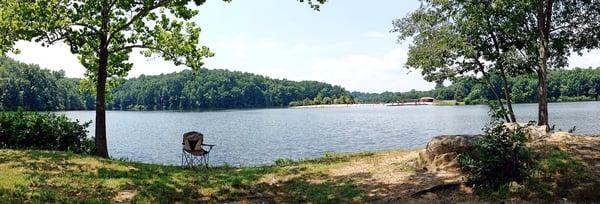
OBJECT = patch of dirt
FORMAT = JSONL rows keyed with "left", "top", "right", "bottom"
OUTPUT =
{"left": 113, "top": 190, "right": 136, "bottom": 203}
{"left": 254, "top": 133, "right": 599, "bottom": 203}
{"left": 324, "top": 150, "right": 470, "bottom": 201}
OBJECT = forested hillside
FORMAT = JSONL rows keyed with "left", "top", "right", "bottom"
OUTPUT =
{"left": 0, "top": 57, "right": 94, "bottom": 111}
{"left": 352, "top": 68, "right": 600, "bottom": 104}
{"left": 0, "top": 57, "right": 352, "bottom": 111}
{"left": 110, "top": 69, "right": 352, "bottom": 110}
{"left": 3, "top": 57, "right": 600, "bottom": 110}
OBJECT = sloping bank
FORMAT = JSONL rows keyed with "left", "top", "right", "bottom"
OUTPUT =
{"left": 0, "top": 132, "right": 599, "bottom": 203}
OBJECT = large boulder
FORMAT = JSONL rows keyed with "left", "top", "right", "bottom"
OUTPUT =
{"left": 420, "top": 125, "right": 550, "bottom": 172}
{"left": 504, "top": 123, "right": 549, "bottom": 141}
{"left": 419, "top": 135, "right": 480, "bottom": 172}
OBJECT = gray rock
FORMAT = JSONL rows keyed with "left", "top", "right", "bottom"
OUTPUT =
{"left": 421, "top": 135, "right": 480, "bottom": 171}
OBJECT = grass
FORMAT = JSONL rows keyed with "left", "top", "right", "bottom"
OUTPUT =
{"left": 0, "top": 148, "right": 424, "bottom": 203}
{"left": 433, "top": 100, "right": 465, "bottom": 106}
{"left": 2, "top": 143, "right": 597, "bottom": 203}
{"left": 519, "top": 145, "right": 600, "bottom": 202}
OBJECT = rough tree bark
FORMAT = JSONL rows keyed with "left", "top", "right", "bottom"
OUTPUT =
{"left": 536, "top": 0, "right": 552, "bottom": 128}
{"left": 95, "top": 5, "right": 110, "bottom": 158}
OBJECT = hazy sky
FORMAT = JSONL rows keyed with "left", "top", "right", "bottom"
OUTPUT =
{"left": 8, "top": 0, "right": 600, "bottom": 93}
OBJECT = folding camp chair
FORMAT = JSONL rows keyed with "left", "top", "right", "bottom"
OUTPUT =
{"left": 181, "top": 131, "right": 215, "bottom": 169}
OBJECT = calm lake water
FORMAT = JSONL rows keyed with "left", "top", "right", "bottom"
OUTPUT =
{"left": 58, "top": 101, "right": 600, "bottom": 166}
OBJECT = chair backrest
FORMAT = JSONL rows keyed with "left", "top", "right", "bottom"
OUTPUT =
{"left": 183, "top": 131, "right": 204, "bottom": 151}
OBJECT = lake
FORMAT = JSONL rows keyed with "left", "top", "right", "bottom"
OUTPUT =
{"left": 58, "top": 101, "right": 600, "bottom": 166}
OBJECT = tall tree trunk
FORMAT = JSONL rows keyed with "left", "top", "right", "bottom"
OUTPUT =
{"left": 95, "top": 38, "right": 109, "bottom": 158}
{"left": 95, "top": 6, "right": 110, "bottom": 158}
{"left": 536, "top": 0, "right": 552, "bottom": 127}
{"left": 536, "top": 65, "right": 549, "bottom": 127}
{"left": 499, "top": 67, "right": 517, "bottom": 122}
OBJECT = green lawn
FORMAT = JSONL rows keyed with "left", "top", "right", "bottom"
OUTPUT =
{"left": 0, "top": 149, "right": 422, "bottom": 203}
{"left": 2, "top": 141, "right": 598, "bottom": 203}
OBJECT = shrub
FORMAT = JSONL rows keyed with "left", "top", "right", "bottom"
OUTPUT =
{"left": 274, "top": 158, "right": 296, "bottom": 166}
{"left": 0, "top": 111, "right": 94, "bottom": 154}
{"left": 458, "top": 121, "right": 535, "bottom": 200}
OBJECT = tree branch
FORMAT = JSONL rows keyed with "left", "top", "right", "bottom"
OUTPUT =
{"left": 108, "top": 0, "right": 173, "bottom": 43}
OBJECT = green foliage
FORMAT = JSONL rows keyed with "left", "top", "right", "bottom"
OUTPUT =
{"left": 288, "top": 95, "right": 355, "bottom": 106}
{"left": 0, "top": 57, "right": 94, "bottom": 111}
{"left": 458, "top": 121, "right": 534, "bottom": 200}
{"left": 352, "top": 68, "right": 600, "bottom": 105}
{"left": 1, "top": 0, "right": 326, "bottom": 157}
{"left": 274, "top": 158, "right": 296, "bottom": 167}
{"left": 111, "top": 69, "right": 352, "bottom": 110}
{"left": 351, "top": 89, "right": 435, "bottom": 103}
{"left": 0, "top": 111, "right": 94, "bottom": 154}
{"left": 0, "top": 148, "right": 373, "bottom": 203}
{"left": 519, "top": 145, "right": 600, "bottom": 202}
{"left": 0, "top": 58, "right": 351, "bottom": 110}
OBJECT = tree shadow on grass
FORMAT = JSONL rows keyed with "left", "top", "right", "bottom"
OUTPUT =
{"left": 0, "top": 149, "right": 472, "bottom": 203}
{"left": 214, "top": 165, "right": 469, "bottom": 203}
{"left": 95, "top": 163, "right": 279, "bottom": 202}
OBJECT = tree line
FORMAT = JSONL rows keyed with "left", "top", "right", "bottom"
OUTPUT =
{"left": 351, "top": 67, "right": 600, "bottom": 104}
{"left": 0, "top": 57, "right": 352, "bottom": 111}
{"left": 110, "top": 68, "right": 352, "bottom": 110}
{"left": 393, "top": 0, "right": 600, "bottom": 125}
{"left": 0, "top": 57, "right": 95, "bottom": 111}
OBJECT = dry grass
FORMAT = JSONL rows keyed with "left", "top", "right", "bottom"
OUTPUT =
{"left": 0, "top": 148, "right": 466, "bottom": 203}
{"left": 1, "top": 136, "right": 598, "bottom": 203}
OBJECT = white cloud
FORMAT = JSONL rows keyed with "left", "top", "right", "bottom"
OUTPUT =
{"left": 8, "top": 41, "right": 86, "bottom": 78}
{"left": 568, "top": 49, "right": 600, "bottom": 68}
{"left": 361, "top": 31, "right": 388, "bottom": 39}
{"left": 6, "top": 36, "right": 438, "bottom": 93}
{"left": 305, "top": 48, "right": 434, "bottom": 93}
{"left": 255, "top": 39, "right": 278, "bottom": 49}
{"left": 291, "top": 43, "right": 310, "bottom": 51}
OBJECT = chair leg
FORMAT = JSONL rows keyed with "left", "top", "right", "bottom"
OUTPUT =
{"left": 205, "top": 153, "right": 210, "bottom": 169}
{"left": 181, "top": 151, "right": 212, "bottom": 170}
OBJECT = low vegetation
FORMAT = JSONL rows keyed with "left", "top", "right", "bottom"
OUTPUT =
{"left": 433, "top": 100, "right": 464, "bottom": 106}
{"left": 1, "top": 137, "right": 598, "bottom": 203}
{"left": 0, "top": 111, "right": 94, "bottom": 154}
{"left": 0, "top": 149, "right": 418, "bottom": 203}
{"left": 458, "top": 122, "right": 535, "bottom": 199}
{"left": 288, "top": 95, "right": 355, "bottom": 107}
{"left": 457, "top": 121, "right": 600, "bottom": 202}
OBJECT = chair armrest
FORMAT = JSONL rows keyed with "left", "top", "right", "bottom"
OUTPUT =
{"left": 201, "top": 144, "right": 215, "bottom": 152}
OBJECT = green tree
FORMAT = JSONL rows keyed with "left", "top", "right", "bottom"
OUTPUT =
{"left": 393, "top": 0, "right": 533, "bottom": 122}
{"left": 0, "top": 0, "right": 325, "bottom": 158}
{"left": 528, "top": 0, "right": 600, "bottom": 126}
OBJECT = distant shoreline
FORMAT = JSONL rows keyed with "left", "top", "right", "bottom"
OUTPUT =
{"left": 290, "top": 103, "right": 384, "bottom": 108}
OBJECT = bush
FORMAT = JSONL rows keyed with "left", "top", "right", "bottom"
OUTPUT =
{"left": 458, "top": 121, "right": 535, "bottom": 200}
{"left": 274, "top": 158, "right": 296, "bottom": 166}
{"left": 0, "top": 111, "right": 94, "bottom": 154}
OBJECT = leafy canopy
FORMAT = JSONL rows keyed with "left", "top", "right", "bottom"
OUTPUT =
{"left": 0, "top": 0, "right": 325, "bottom": 85}
{"left": 393, "top": 0, "right": 600, "bottom": 82}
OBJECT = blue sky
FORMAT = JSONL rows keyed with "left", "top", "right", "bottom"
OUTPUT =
{"left": 8, "top": 0, "right": 600, "bottom": 93}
